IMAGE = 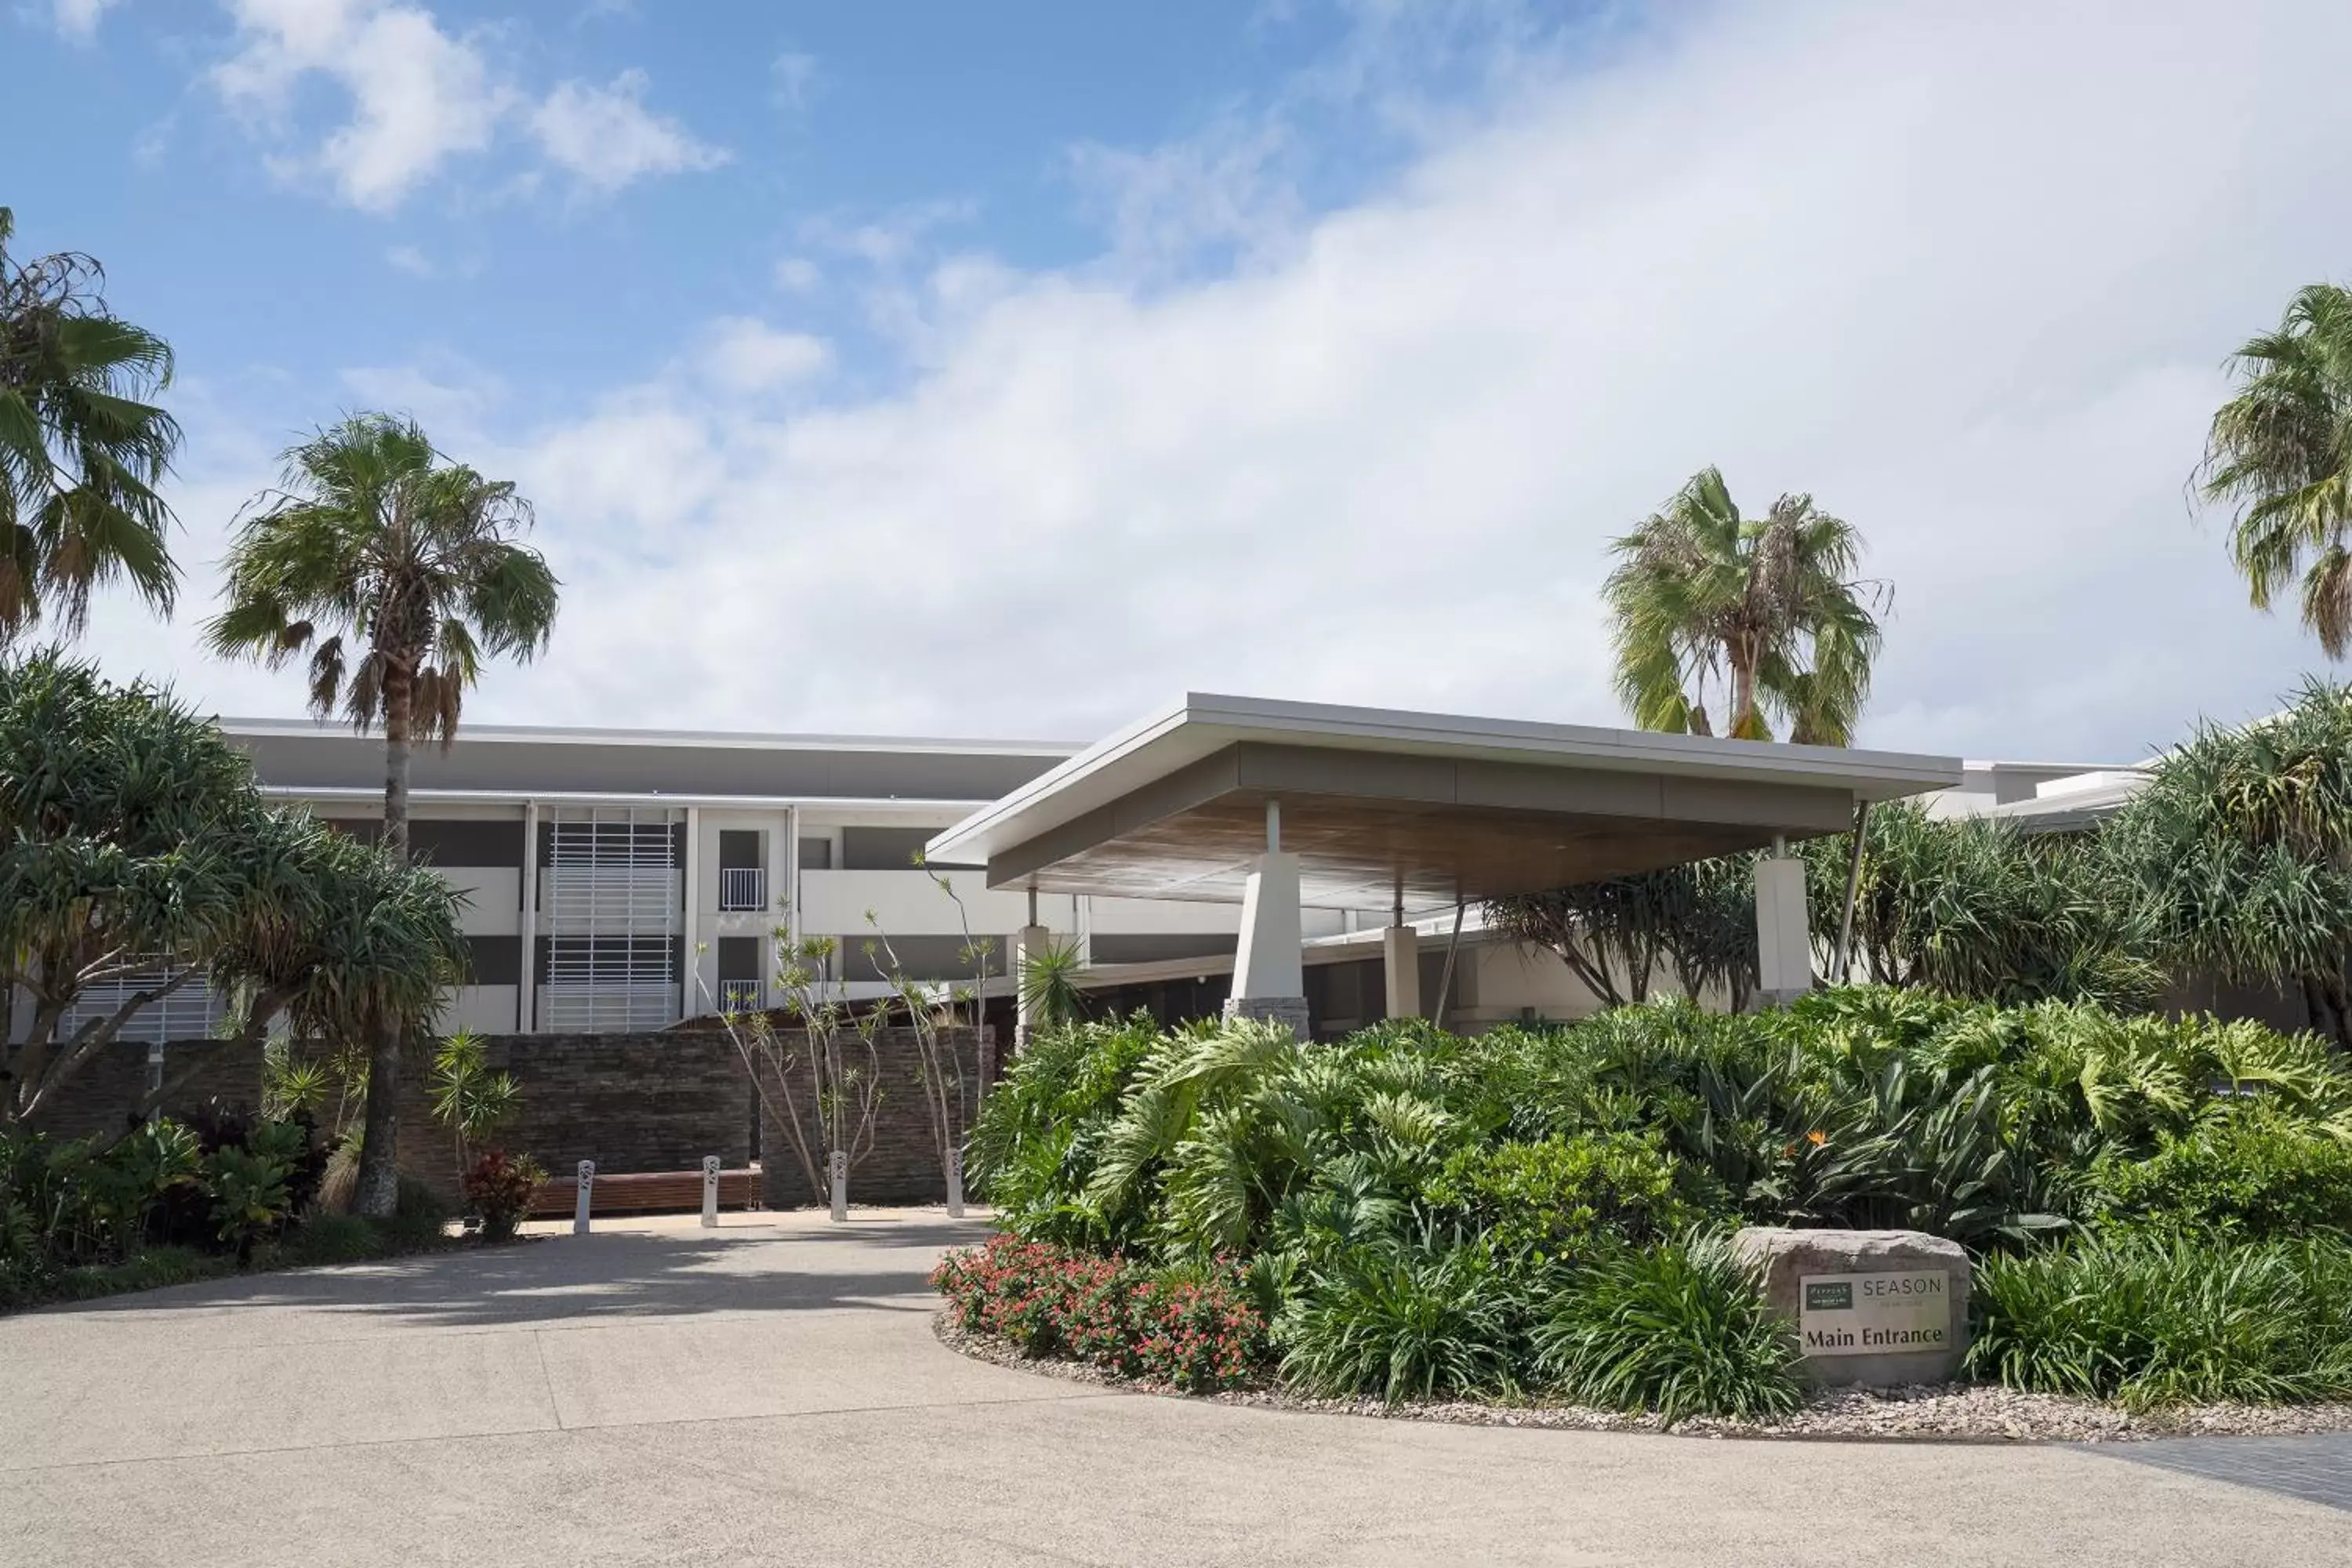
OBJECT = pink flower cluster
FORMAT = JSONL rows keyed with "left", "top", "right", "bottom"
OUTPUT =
{"left": 931, "top": 1233, "right": 1265, "bottom": 1392}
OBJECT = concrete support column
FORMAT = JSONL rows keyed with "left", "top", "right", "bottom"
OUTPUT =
{"left": 1755, "top": 851, "right": 1813, "bottom": 1007}
{"left": 518, "top": 800, "right": 539, "bottom": 1033}
{"left": 682, "top": 804, "right": 701, "bottom": 1018}
{"left": 1014, "top": 919, "right": 1052, "bottom": 1053}
{"left": 1223, "top": 800, "right": 1310, "bottom": 1037}
{"left": 1381, "top": 924, "right": 1421, "bottom": 1019}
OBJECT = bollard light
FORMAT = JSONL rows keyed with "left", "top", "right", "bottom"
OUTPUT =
{"left": 573, "top": 1160, "right": 594, "bottom": 1236}
{"left": 701, "top": 1154, "right": 720, "bottom": 1228}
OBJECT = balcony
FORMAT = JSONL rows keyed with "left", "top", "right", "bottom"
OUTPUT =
{"left": 717, "top": 978, "right": 767, "bottom": 1014}
{"left": 719, "top": 866, "right": 767, "bottom": 913}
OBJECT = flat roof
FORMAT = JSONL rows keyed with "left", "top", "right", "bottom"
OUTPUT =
{"left": 218, "top": 716, "right": 1077, "bottom": 757}
{"left": 220, "top": 717, "right": 1078, "bottom": 803}
{"left": 925, "top": 693, "right": 1962, "bottom": 908}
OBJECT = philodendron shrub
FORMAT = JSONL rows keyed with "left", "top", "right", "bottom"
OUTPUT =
{"left": 950, "top": 990, "right": 2352, "bottom": 1416}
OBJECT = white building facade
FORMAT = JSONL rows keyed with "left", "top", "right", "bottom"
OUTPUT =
{"left": 222, "top": 719, "right": 1344, "bottom": 1036}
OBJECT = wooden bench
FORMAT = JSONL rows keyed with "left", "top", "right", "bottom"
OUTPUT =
{"left": 526, "top": 1166, "right": 762, "bottom": 1218}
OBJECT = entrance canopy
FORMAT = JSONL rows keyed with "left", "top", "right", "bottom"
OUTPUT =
{"left": 924, "top": 694, "right": 1960, "bottom": 910}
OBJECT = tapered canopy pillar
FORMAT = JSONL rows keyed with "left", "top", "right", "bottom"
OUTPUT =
{"left": 1755, "top": 855, "right": 1813, "bottom": 1005}
{"left": 1382, "top": 924, "right": 1421, "bottom": 1019}
{"left": 1223, "top": 801, "right": 1309, "bottom": 1036}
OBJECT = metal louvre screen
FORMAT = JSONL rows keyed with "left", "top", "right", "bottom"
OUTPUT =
{"left": 538, "top": 808, "right": 682, "bottom": 1032}
{"left": 55, "top": 966, "right": 223, "bottom": 1045}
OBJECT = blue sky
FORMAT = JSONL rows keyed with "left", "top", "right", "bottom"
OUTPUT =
{"left": 13, "top": 0, "right": 2352, "bottom": 758}
{"left": 9, "top": 2, "right": 1468, "bottom": 419}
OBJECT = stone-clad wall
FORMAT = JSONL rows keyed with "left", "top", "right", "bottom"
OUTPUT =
{"left": 11, "top": 1037, "right": 273, "bottom": 1142}
{"left": 394, "top": 1029, "right": 754, "bottom": 1198}
{"left": 18, "top": 1022, "right": 986, "bottom": 1213}
{"left": 749, "top": 1025, "right": 989, "bottom": 1208}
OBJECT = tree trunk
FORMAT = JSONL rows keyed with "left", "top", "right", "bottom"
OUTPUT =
{"left": 382, "top": 662, "right": 412, "bottom": 866}
{"left": 354, "top": 662, "right": 415, "bottom": 1219}
{"left": 1728, "top": 644, "right": 1759, "bottom": 740}
{"left": 2304, "top": 972, "right": 2352, "bottom": 1054}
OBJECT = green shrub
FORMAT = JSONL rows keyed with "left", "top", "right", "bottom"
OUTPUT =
{"left": 1971, "top": 1235, "right": 2352, "bottom": 1408}
{"left": 2092, "top": 1105, "right": 2352, "bottom": 1240}
{"left": 968, "top": 1015, "right": 1161, "bottom": 1207}
{"left": 1280, "top": 1245, "right": 1526, "bottom": 1404}
{"left": 1421, "top": 1133, "right": 1714, "bottom": 1263}
{"left": 1532, "top": 1236, "right": 1802, "bottom": 1425}
{"left": 203, "top": 1142, "right": 294, "bottom": 1260}
{"left": 378, "top": 1174, "right": 456, "bottom": 1250}
{"left": 268, "top": 1211, "right": 387, "bottom": 1268}
{"left": 44, "top": 1245, "right": 230, "bottom": 1303}
{"left": 462, "top": 1150, "right": 544, "bottom": 1243}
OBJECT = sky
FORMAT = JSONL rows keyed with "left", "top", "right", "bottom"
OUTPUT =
{"left": 9, "top": 0, "right": 2350, "bottom": 761}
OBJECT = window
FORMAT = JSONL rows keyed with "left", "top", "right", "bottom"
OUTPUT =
{"left": 717, "top": 935, "right": 763, "bottom": 1012}
{"left": 717, "top": 830, "right": 766, "bottom": 911}
{"left": 535, "top": 808, "right": 681, "bottom": 1031}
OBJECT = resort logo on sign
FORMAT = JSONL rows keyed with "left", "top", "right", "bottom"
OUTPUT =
{"left": 1796, "top": 1271, "right": 1949, "bottom": 1356}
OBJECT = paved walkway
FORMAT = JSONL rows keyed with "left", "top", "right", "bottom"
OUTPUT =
{"left": 4, "top": 1209, "right": 2347, "bottom": 1566}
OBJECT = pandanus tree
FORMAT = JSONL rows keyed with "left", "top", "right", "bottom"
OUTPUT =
{"left": 1603, "top": 466, "right": 1887, "bottom": 745}
{"left": 205, "top": 414, "right": 557, "bottom": 1216}
{"left": 2198, "top": 282, "right": 2352, "bottom": 655}
{"left": 0, "top": 652, "right": 464, "bottom": 1126}
{"left": 2105, "top": 678, "right": 2352, "bottom": 1051}
{"left": 0, "top": 206, "right": 182, "bottom": 640}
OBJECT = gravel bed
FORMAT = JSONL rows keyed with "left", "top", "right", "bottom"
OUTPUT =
{"left": 935, "top": 1312, "right": 2352, "bottom": 1443}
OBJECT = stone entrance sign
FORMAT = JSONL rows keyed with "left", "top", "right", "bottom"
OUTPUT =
{"left": 1798, "top": 1271, "right": 1951, "bottom": 1356}
{"left": 1732, "top": 1228, "right": 1969, "bottom": 1387}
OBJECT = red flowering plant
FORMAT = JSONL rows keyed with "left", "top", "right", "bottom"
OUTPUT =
{"left": 931, "top": 1235, "right": 1266, "bottom": 1392}
{"left": 463, "top": 1150, "right": 546, "bottom": 1243}
{"left": 1131, "top": 1266, "right": 1265, "bottom": 1392}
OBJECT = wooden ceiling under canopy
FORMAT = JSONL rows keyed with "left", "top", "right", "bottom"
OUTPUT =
{"left": 927, "top": 695, "right": 1962, "bottom": 913}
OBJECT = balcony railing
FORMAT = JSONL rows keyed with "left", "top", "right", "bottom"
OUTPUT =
{"left": 719, "top": 866, "right": 767, "bottom": 913}
{"left": 538, "top": 984, "right": 680, "bottom": 1033}
{"left": 717, "top": 978, "right": 767, "bottom": 1014}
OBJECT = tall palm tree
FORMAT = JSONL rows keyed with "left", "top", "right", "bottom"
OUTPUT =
{"left": 1602, "top": 466, "right": 1886, "bottom": 744}
{"left": 0, "top": 206, "right": 181, "bottom": 639}
{"left": 205, "top": 412, "right": 558, "bottom": 1216}
{"left": 2198, "top": 282, "right": 2352, "bottom": 656}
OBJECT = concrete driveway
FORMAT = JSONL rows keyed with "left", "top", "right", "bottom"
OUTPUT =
{"left": 3, "top": 1208, "right": 2344, "bottom": 1567}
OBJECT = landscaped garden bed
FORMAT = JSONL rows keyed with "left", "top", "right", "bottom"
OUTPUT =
{"left": 933, "top": 1308, "right": 2352, "bottom": 1443}
{"left": 1, "top": 1098, "right": 534, "bottom": 1313}
{"left": 936, "top": 993, "right": 2352, "bottom": 1440}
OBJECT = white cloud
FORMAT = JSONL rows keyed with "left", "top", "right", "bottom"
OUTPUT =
{"left": 209, "top": 2, "right": 719, "bottom": 209}
{"left": 385, "top": 242, "right": 434, "bottom": 275}
{"left": 96, "top": 0, "right": 2352, "bottom": 763}
{"left": 771, "top": 49, "right": 816, "bottom": 112}
{"left": 772, "top": 256, "right": 821, "bottom": 292}
{"left": 690, "top": 318, "right": 831, "bottom": 395}
{"left": 1067, "top": 116, "right": 1301, "bottom": 281}
{"left": 212, "top": 0, "right": 512, "bottom": 211}
{"left": 49, "top": 0, "right": 122, "bottom": 39}
{"left": 339, "top": 359, "right": 503, "bottom": 434}
{"left": 528, "top": 69, "right": 728, "bottom": 194}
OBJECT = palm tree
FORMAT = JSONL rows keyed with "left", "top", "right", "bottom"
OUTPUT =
{"left": 0, "top": 206, "right": 181, "bottom": 639}
{"left": 1602, "top": 466, "right": 1886, "bottom": 744}
{"left": 205, "top": 412, "right": 558, "bottom": 1216}
{"left": 2198, "top": 283, "right": 2352, "bottom": 655}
